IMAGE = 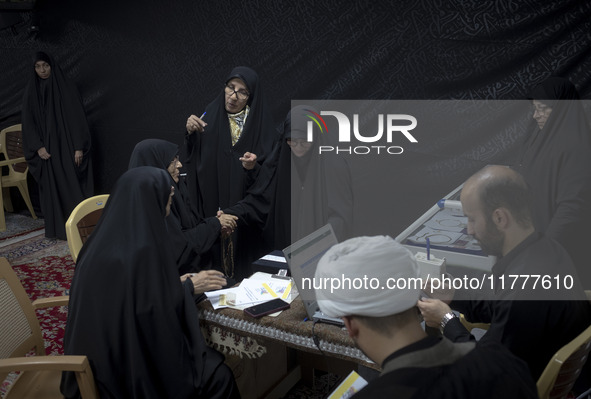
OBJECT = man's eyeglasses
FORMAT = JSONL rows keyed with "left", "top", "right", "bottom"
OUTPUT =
{"left": 286, "top": 139, "right": 313, "bottom": 148}
{"left": 225, "top": 84, "right": 250, "bottom": 100}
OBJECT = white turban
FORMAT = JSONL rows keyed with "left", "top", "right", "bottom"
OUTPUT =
{"left": 315, "top": 236, "right": 420, "bottom": 318}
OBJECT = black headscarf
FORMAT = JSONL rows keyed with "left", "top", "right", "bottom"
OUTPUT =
{"left": 21, "top": 51, "right": 93, "bottom": 239}
{"left": 182, "top": 66, "right": 278, "bottom": 280}
{"left": 61, "top": 167, "right": 236, "bottom": 398}
{"left": 129, "top": 139, "right": 220, "bottom": 274}
{"left": 528, "top": 76, "right": 581, "bottom": 104}
{"left": 129, "top": 138, "right": 195, "bottom": 226}
{"left": 183, "top": 66, "right": 278, "bottom": 217}
{"left": 22, "top": 51, "right": 92, "bottom": 178}
{"left": 266, "top": 105, "right": 354, "bottom": 249}
{"left": 517, "top": 77, "right": 591, "bottom": 288}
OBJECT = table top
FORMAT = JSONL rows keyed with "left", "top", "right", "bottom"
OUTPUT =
{"left": 198, "top": 297, "right": 376, "bottom": 368}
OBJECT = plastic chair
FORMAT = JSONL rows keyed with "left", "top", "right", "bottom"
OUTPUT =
{"left": 537, "top": 324, "right": 591, "bottom": 399}
{"left": 0, "top": 124, "right": 38, "bottom": 232}
{"left": 0, "top": 257, "right": 98, "bottom": 398}
{"left": 65, "top": 195, "right": 109, "bottom": 262}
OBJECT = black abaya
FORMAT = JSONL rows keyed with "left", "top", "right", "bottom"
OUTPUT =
{"left": 128, "top": 139, "right": 220, "bottom": 274}
{"left": 515, "top": 77, "right": 591, "bottom": 288}
{"left": 182, "top": 66, "right": 278, "bottom": 280}
{"left": 21, "top": 51, "right": 93, "bottom": 240}
{"left": 60, "top": 167, "right": 239, "bottom": 399}
{"left": 267, "top": 105, "right": 354, "bottom": 249}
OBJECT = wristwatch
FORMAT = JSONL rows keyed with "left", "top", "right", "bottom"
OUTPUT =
{"left": 440, "top": 312, "right": 456, "bottom": 334}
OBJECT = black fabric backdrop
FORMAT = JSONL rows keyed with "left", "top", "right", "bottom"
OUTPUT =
{"left": 1, "top": 0, "right": 590, "bottom": 237}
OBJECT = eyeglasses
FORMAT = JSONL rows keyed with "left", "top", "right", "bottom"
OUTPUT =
{"left": 286, "top": 139, "right": 313, "bottom": 148}
{"left": 224, "top": 84, "right": 250, "bottom": 100}
{"left": 532, "top": 103, "right": 552, "bottom": 115}
{"left": 168, "top": 156, "right": 181, "bottom": 168}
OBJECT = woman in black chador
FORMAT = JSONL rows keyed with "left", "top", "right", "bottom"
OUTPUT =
{"left": 129, "top": 138, "right": 237, "bottom": 276}
{"left": 516, "top": 77, "right": 591, "bottom": 288}
{"left": 21, "top": 51, "right": 93, "bottom": 240}
{"left": 265, "top": 105, "right": 354, "bottom": 250}
{"left": 60, "top": 167, "right": 239, "bottom": 399}
{"left": 183, "top": 66, "right": 278, "bottom": 281}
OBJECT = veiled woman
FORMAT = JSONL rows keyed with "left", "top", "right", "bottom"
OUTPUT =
{"left": 516, "top": 77, "right": 591, "bottom": 288}
{"left": 265, "top": 105, "right": 354, "bottom": 250}
{"left": 21, "top": 51, "right": 93, "bottom": 240}
{"left": 183, "top": 66, "right": 278, "bottom": 281}
{"left": 61, "top": 167, "right": 239, "bottom": 399}
{"left": 129, "top": 138, "right": 237, "bottom": 276}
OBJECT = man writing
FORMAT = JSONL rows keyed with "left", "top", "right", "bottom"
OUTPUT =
{"left": 418, "top": 165, "right": 591, "bottom": 380}
{"left": 314, "top": 235, "right": 537, "bottom": 398}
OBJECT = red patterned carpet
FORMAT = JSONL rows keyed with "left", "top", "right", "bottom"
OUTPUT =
{"left": 0, "top": 225, "right": 72, "bottom": 397}
{"left": 0, "top": 222, "right": 339, "bottom": 398}
{"left": 12, "top": 255, "right": 74, "bottom": 356}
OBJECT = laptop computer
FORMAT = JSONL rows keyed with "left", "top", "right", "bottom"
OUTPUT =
{"left": 282, "top": 224, "right": 344, "bottom": 326}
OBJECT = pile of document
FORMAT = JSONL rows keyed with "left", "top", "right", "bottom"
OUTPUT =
{"left": 205, "top": 272, "right": 298, "bottom": 313}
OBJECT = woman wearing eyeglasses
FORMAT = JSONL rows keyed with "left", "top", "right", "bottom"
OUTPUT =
{"left": 264, "top": 105, "right": 354, "bottom": 250}
{"left": 182, "top": 67, "right": 278, "bottom": 283}
{"left": 128, "top": 139, "right": 237, "bottom": 284}
{"left": 61, "top": 167, "right": 240, "bottom": 399}
{"left": 515, "top": 77, "right": 591, "bottom": 290}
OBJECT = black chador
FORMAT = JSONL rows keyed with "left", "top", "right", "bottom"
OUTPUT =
{"left": 61, "top": 167, "right": 239, "bottom": 399}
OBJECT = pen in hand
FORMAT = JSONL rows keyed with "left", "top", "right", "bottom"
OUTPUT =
{"left": 188, "top": 112, "right": 207, "bottom": 134}
{"left": 197, "top": 112, "right": 207, "bottom": 133}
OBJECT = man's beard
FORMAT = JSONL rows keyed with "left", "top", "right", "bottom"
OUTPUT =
{"left": 351, "top": 335, "right": 373, "bottom": 362}
{"left": 477, "top": 219, "right": 504, "bottom": 258}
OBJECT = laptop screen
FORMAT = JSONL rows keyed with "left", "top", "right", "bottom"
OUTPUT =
{"left": 282, "top": 224, "right": 338, "bottom": 308}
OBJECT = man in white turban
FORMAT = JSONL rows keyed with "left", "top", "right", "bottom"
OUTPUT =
{"left": 314, "top": 235, "right": 537, "bottom": 399}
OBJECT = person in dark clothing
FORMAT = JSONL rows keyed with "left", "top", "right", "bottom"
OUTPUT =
{"left": 183, "top": 66, "right": 278, "bottom": 281}
{"left": 515, "top": 77, "right": 591, "bottom": 289}
{"left": 264, "top": 105, "right": 353, "bottom": 250}
{"left": 314, "top": 235, "right": 538, "bottom": 399}
{"left": 418, "top": 165, "right": 591, "bottom": 381}
{"left": 21, "top": 51, "right": 93, "bottom": 240}
{"left": 61, "top": 167, "right": 239, "bottom": 399}
{"left": 128, "top": 139, "right": 237, "bottom": 276}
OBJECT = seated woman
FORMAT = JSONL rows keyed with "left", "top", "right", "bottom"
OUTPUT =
{"left": 61, "top": 167, "right": 240, "bottom": 399}
{"left": 129, "top": 139, "right": 238, "bottom": 279}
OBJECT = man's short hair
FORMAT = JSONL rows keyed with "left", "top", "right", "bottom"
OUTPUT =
{"left": 354, "top": 307, "right": 421, "bottom": 336}
{"left": 475, "top": 166, "right": 533, "bottom": 228}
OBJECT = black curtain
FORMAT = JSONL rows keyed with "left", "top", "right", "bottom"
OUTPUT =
{"left": 1, "top": 0, "right": 590, "bottom": 235}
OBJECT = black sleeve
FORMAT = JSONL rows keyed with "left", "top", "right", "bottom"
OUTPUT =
{"left": 326, "top": 156, "right": 354, "bottom": 241}
{"left": 244, "top": 161, "right": 261, "bottom": 188}
{"left": 443, "top": 316, "right": 476, "bottom": 343}
{"left": 183, "top": 216, "right": 221, "bottom": 255}
{"left": 223, "top": 146, "right": 280, "bottom": 228}
{"left": 183, "top": 278, "right": 195, "bottom": 295}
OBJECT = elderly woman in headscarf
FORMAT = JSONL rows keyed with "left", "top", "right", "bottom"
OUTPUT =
{"left": 264, "top": 105, "right": 354, "bottom": 250}
{"left": 129, "top": 139, "right": 237, "bottom": 283}
{"left": 183, "top": 66, "right": 278, "bottom": 282}
{"left": 61, "top": 167, "right": 240, "bottom": 399}
{"left": 515, "top": 77, "right": 591, "bottom": 288}
{"left": 21, "top": 51, "right": 93, "bottom": 240}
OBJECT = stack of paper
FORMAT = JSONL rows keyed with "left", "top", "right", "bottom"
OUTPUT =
{"left": 205, "top": 272, "right": 298, "bottom": 312}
